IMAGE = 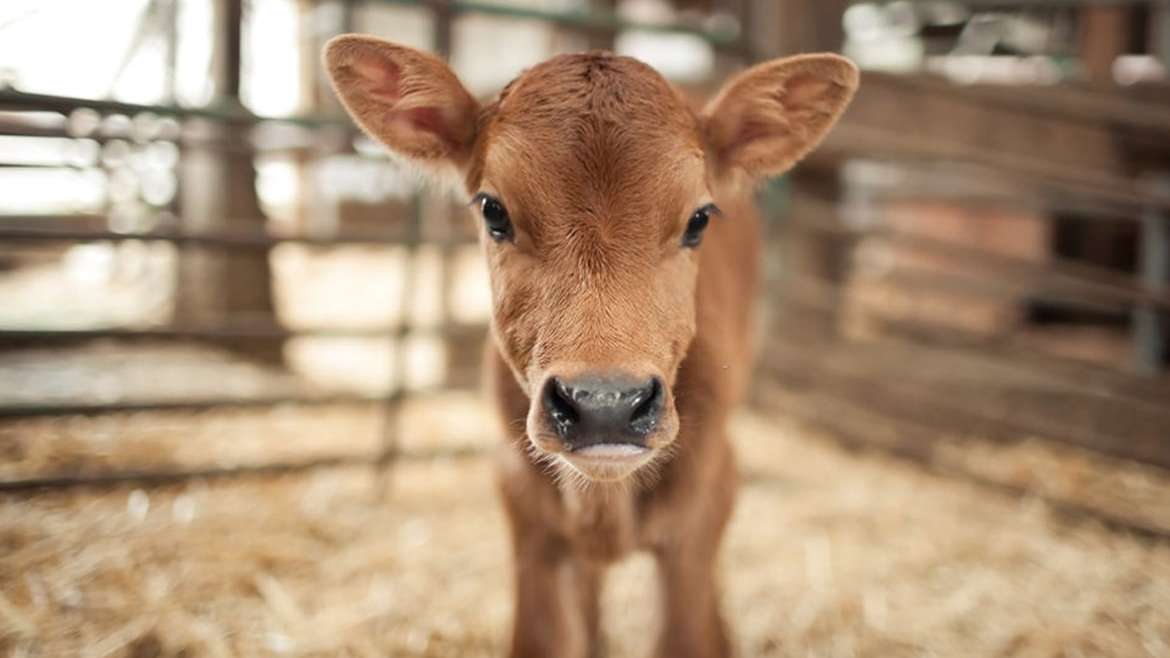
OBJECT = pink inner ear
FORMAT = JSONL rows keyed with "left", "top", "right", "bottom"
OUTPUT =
{"left": 726, "top": 120, "right": 774, "bottom": 156}
{"left": 784, "top": 75, "right": 836, "bottom": 107}
{"left": 405, "top": 106, "right": 454, "bottom": 146}
{"left": 350, "top": 53, "right": 452, "bottom": 146}
{"left": 352, "top": 53, "right": 402, "bottom": 104}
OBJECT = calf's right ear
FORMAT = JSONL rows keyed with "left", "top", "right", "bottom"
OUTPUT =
{"left": 323, "top": 35, "right": 480, "bottom": 168}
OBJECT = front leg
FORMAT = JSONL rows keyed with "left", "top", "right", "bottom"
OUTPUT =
{"left": 654, "top": 542, "right": 731, "bottom": 658}
{"left": 499, "top": 450, "right": 608, "bottom": 658}
{"left": 576, "top": 559, "right": 605, "bottom": 658}
{"left": 508, "top": 530, "right": 591, "bottom": 658}
{"left": 648, "top": 436, "right": 737, "bottom": 658}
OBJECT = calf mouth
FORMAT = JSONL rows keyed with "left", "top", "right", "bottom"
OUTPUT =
{"left": 558, "top": 442, "right": 657, "bottom": 482}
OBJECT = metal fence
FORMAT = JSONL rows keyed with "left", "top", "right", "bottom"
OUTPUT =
{"left": 0, "top": 0, "right": 754, "bottom": 490}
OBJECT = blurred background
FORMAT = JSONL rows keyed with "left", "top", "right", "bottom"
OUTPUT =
{"left": 1, "top": 1, "right": 1169, "bottom": 656}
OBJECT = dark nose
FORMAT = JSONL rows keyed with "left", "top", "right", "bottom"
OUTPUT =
{"left": 542, "top": 374, "right": 664, "bottom": 449}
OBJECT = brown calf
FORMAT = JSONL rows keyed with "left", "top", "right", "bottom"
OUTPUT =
{"left": 324, "top": 36, "right": 857, "bottom": 658}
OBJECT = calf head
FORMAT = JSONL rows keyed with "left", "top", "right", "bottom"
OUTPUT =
{"left": 324, "top": 36, "right": 857, "bottom": 482}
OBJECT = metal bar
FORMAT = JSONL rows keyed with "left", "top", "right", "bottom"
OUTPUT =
{"left": 855, "top": 0, "right": 1170, "bottom": 7}
{"left": 0, "top": 89, "right": 348, "bottom": 127}
{"left": 0, "top": 126, "right": 334, "bottom": 154}
{"left": 0, "top": 225, "right": 478, "bottom": 249}
{"left": 0, "top": 394, "right": 396, "bottom": 418}
{"left": 375, "top": 188, "right": 425, "bottom": 489}
{"left": 433, "top": 0, "right": 455, "bottom": 58}
{"left": 0, "top": 444, "right": 487, "bottom": 493}
{"left": 1133, "top": 175, "right": 1170, "bottom": 374}
{"left": 374, "top": 0, "right": 743, "bottom": 47}
{"left": 0, "top": 162, "right": 80, "bottom": 169}
{"left": 223, "top": 0, "right": 244, "bottom": 99}
{"left": 0, "top": 324, "right": 485, "bottom": 342}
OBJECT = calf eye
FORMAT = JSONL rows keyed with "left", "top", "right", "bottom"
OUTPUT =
{"left": 473, "top": 193, "right": 513, "bottom": 242}
{"left": 682, "top": 204, "right": 719, "bottom": 248}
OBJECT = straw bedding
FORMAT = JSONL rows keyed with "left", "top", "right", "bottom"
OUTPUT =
{"left": 2, "top": 405, "right": 1169, "bottom": 658}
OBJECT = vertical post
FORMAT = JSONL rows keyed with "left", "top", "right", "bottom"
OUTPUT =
{"left": 175, "top": 0, "right": 281, "bottom": 362}
{"left": 295, "top": 0, "right": 353, "bottom": 236}
{"left": 223, "top": 0, "right": 244, "bottom": 96}
{"left": 1079, "top": 5, "right": 1130, "bottom": 83}
{"left": 1154, "top": 2, "right": 1170, "bottom": 71}
{"left": 761, "top": 0, "right": 847, "bottom": 57}
{"left": 376, "top": 191, "right": 423, "bottom": 497}
{"left": 708, "top": 0, "right": 747, "bottom": 77}
{"left": 1134, "top": 178, "right": 1170, "bottom": 375}
{"left": 584, "top": 0, "right": 617, "bottom": 52}
{"left": 736, "top": 0, "right": 756, "bottom": 63}
{"left": 163, "top": 0, "right": 179, "bottom": 102}
{"left": 432, "top": 0, "right": 455, "bottom": 59}
{"left": 377, "top": 0, "right": 456, "bottom": 495}
{"left": 1132, "top": 7, "right": 1170, "bottom": 375}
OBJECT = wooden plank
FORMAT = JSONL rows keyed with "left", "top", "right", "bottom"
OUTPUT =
{"left": 763, "top": 327, "right": 1170, "bottom": 469}
{"left": 773, "top": 281, "right": 1170, "bottom": 406}
{"left": 819, "top": 72, "right": 1170, "bottom": 212}
{"left": 784, "top": 217, "right": 1170, "bottom": 313}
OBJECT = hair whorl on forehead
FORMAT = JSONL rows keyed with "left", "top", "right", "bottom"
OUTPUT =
{"left": 486, "top": 52, "right": 696, "bottom": 132}
{"left": 468, "top": 52, "right": 702, "bottom": 194}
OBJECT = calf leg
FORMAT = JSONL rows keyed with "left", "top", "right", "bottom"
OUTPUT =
{"left": 508, "top": 533, "right": 590, "bottom": 658}
{"left": 653, "top": 545, "right": 731, "bottom": 658}
{"left": 499, "top": 445, "right": 598, "bottom": 658}
{"left": 650, "top": 438, "right": 736, "bottom": 658}
{"left": 574, "top": 560, "right": 605, "bottom": 658}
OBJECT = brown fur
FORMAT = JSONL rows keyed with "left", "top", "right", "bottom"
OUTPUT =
{"left": 324, "top": 36, "right": 858, "bottom": 658}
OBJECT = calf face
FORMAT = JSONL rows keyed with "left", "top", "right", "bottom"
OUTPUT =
{"left": 324, "top": 37, "right": 857, "bottom": 482}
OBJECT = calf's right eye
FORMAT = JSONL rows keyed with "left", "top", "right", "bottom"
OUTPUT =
{"left": 682, "top": 203, "right": 719, "bottom": 248}
{"left": 473, "top": 193, "right": 514, "bottom": 242}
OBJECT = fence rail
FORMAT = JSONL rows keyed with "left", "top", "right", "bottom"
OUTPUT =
{"left": 0, "top": 225, "right": 477, "bottom": 249}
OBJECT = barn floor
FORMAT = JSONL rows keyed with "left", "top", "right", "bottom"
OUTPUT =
{"left": 2, "top": 398, "right": 1170, "bottom": 658}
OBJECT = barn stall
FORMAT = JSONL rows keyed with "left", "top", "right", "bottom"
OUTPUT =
{"left": 1, "top": 1, "right": 1169, "bottom": 656}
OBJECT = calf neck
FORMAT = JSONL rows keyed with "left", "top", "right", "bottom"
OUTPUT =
{"left": 324, "top": 37, "right": 857, "bottom": 658}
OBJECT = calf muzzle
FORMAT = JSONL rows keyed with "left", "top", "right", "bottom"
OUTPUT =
{"left": 541, "top": 373, "right": 663, "bottom": 450}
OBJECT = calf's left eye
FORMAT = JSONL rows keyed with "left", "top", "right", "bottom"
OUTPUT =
{"left": 682, "top": 204, "right": 719, "bottom": 248}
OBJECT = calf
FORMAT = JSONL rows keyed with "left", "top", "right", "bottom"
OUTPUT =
{"left": 324, "top": 36, "right": 857, "bottom": 658}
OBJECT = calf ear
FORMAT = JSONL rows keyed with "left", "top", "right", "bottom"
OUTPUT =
{"left": 701, "top": 54, "right": 858, "bottom": 181}
{"left": 323, "top": 35, "right": 479, "bottom": 166}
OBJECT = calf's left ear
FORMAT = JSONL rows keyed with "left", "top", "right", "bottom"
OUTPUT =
{"left": 323, "top": 35, "right": 479, "bottom": 168}
{"left": 701, "top": 54, "right": 858, "bottom": 182}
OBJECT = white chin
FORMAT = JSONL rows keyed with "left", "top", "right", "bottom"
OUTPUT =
{"left": 574, "top": 443, "right": 649, "bottom": 458}
{"left": 559, "top": 444, "right": 653, "bottom": 481}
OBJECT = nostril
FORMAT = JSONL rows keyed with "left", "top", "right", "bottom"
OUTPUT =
{"left": 543, "top": 374, "right": 664, "bottom": 447}
{"left": 543, "top": 377, "right": 579, "bottom": 438}
{"left": 628, "top": 377, "right": 663, "bottom": 436}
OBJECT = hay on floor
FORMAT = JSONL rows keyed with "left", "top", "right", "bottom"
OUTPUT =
{"left": 2, "top": 409, "right": 1169, "bottom": 658}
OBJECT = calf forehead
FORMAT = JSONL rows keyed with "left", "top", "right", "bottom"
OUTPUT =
{"left": 493, "top": 52, "right": 696, "bottom": 131}
{"left": 478, "top": 53, "right": 705, "bottom": 239}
